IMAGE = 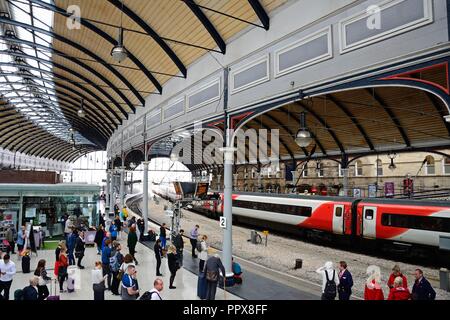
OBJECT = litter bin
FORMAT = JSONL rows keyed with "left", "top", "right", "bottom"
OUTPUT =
{"left": 295, "top": 259, "right": 303, "bottom": 269}
{"left": 440, "top": 268, "right": 450, "bottom": 292}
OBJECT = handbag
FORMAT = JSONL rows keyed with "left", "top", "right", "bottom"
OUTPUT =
{"left": 117, "top": 270, "right": 124, "bottom": 281}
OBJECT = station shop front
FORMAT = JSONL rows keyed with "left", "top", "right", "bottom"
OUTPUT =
{"left": 0, "top": 184, "right": 100, "bottom": 236}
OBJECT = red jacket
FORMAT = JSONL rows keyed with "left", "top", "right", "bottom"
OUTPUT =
{"left": 388, "top": 287, "right": 411, "bottom": 300}
{"left": 387, "top": 273, "right": 408, "bottom": 289}
{"left": 364, "top": 280, "right": 384, "bottom": 300}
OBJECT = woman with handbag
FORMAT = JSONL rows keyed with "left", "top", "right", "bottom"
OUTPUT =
{"left": 167, "top": 245, "right": 179, "bottom": 289}
{"left": 34, "top": 259, "right": 51, "bottom": 300}
{"left": 92, "top": 261, "right": 107, "bottom": 300}
{"left": 57, "top": 248, "right": 69, "bottom": 293}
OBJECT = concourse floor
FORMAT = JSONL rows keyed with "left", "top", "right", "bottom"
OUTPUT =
{"left": 6, "top": 237, "right": 240, "bottom": 301}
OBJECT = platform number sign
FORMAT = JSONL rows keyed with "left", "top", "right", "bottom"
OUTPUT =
{"left": 220, "top": 217, "right": 227, "bottom": 229}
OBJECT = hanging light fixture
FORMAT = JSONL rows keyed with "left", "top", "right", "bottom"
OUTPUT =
{"left": 388, "top": 151, "right": 397, "bottom": 170}
{"left": 295, "top": 112, "right": 313, "bottom": 147}
{"left": 78, "top": 98, "right": 86, "bottom": 118}
{"left": 111, "top": 0, "right": 128, "bottom": 63}
{"left": 69, "top": 134, "right": 75, "bottom": 145}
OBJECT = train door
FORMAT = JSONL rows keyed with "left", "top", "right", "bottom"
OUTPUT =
{"left": 332, "top": 204, "right": 344, "bottom": 235}
{"left": 362, "top": 206, "right": 377, "bottom": 239}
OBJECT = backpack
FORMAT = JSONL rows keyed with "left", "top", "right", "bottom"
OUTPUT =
{"left": 139, "top": 291, "right": 160, "bottom": 300}
{"left": 324, "top": 270, "right": 337, "bottom": 299}
{"left": 110, "top": 252, "right": 120, "bottom": 272}
{"left": 196, "top": 242, "right": 202, "bottom": 252}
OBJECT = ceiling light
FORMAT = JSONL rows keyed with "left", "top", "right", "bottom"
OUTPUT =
{"left": 111, "top": 29, "right": 128, "bottom": 63}
{"left": 295, "top": 112, "right": 313, "bottom": 148}
{"left": 78, "top": 98, "right": 86, "bottom": 118}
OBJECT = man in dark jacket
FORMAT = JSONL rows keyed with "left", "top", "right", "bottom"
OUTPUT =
{"left": 412, "top": 269, "right": 436, "bottom": 300}
{"left": 173, "top": 230, "right": 184, "bottom": 267}
{"left": 75, "top": 231, "right": 86, "bottom": 269}
{"left": 22, "top": 277, "right": 39, "bottom": 300}
{"left": 205, "top": 254, "right": 226, "bottom": 300}
{"left": 337, "top": 261, "right": 353, "bottom": 300}
{"left": 67, "top": 229, "right": 77, "bottom": 265}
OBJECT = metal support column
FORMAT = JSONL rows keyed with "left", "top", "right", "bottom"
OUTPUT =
{"left": 142, "top": 161, "right": 149, "bottom": 236}
{"left": 342, "top": 168, "right": 349, "bottom": 196}
{"left": 119, "top": 167, "right": 125, "bottom": 208}
{"left": 106, "top": 170, "right": 110, "bottom": 211}
{"left": 221, "top": 146, "right": 236, "bottom": 280}
{"left": 110, "top": 170, "right": 115, "bottom": 216}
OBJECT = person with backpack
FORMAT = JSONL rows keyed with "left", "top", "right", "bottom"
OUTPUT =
{"left": 198, "top": 235, "right": 208, "bottom": 272}
{"left": 110, "top": 242, "right": 124, "bottom": 295}
{"left": 204, "top": 254, "right": 226, "bottom": 300}
{"left": 101, "top": 239, "right": 113, "bottom": 290}
{"left": 0, "top": 254, "right": 16, "bottom": 300}
{"left": 16, "top": 226, "right": 26, "bottom": 255}
{"left": 154, "top": 239, "right": 163, "bottom": 276}
{"left": 189, "top": 225, "right": 199, "bottom": 258}
{"left": 337, "top": 261, "right": 353, "bottom": 300}
{"left": 140, "top": 278, "right": 163, "bottom": 300}
{"left": 34, "top": 259, "right": 51, "bottom": 300}
{"left": 316, "top": 261, "right": 339, "bottom": 300}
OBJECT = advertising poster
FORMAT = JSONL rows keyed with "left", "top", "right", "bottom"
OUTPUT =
{"left": 368, "top": 184, "right": 377, "bottom": 198}
{"left": 385, "top": 182, "right": 395, "bottom": 197}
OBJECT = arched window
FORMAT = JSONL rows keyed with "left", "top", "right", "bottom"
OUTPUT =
{"left": 355, "top": 160, "right": 363, "bottom": 176}
{"left": 444, "top": 158, "right": 450, "bottom": 175}
{"left": 375, "top": 159, "right": 383, "bottom": 176}
{"left": 425, "top": 155, "right": 435, "bottom": 175}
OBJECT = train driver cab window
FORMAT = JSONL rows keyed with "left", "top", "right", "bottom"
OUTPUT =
{"left": 365, "top": 209, "right": 374, "bottom": 220}
{"left": 335, "top": 206, "right": 343, "bottom": 217}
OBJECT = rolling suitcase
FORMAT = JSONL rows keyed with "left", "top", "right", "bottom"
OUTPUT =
{"left": 21, "top": 255, "right": 30, "bottom": 273}
{"left": 197, "top": 271, "right": 207, "bottom": 300}
{"left": 67, "top": 265, "right": 77, "bottom": 293}
{"left": 47, "top": 279, "right": 60, "bottom": 300}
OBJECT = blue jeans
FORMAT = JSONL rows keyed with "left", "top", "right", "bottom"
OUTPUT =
{"left": 68, "top": 252, "right": 75, "bottom": 265}
{"left": 160, "top": 236, "right": 166, "bottom": 249}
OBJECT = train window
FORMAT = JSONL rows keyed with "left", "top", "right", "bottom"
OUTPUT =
{"left": 365, "top": 209, "right": 374, "bottom": 220}
{"left": 335, "top": 206, "right": 343, "bottom": 217}
{"left": 233, "top": 200, "right": 312, "bottom": 217}
{"left": 381, "top": 213, "right": 450, "bottom": 233}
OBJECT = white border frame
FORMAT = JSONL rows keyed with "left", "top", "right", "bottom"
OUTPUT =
{"left": 146, "top": 109, "right": 162, "bottom": 129}
{"left": 274, "top": 26, "right": 333, "bottom": 79}
{"left": 339, "top": 0, "right": 433, "bottom": 54}
{"left": 163, "top": 97, "right": 185, "bottom": 122}
{"left": 230, "top": 54, "right": 270, "bottom": 95}
{"left": 187, "top": 77, "right": 221, "bottom": 111}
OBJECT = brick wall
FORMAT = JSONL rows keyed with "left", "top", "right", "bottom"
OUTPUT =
{"left": 0, "top": 170, "right": 60, "bottom": 184}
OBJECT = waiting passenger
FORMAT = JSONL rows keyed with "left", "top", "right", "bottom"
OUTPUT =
{"left": 167, "top": 245, "right": 179, "bottom": 289}
{"left": 109, "top": 221, "right": 118, "bottom": 241}
{"left": 114, "top": 215, "right": 122, "bottom": 240}
{"left": 94, "top": 225, "right": 105, "bottom": 255}
{"left": 154, "top": 239, "right": 163, "bottom": 276}
{"left": 364, "top": 265, "right": 384, "bottom": 300}
{"left": 173, "top": 229, "right": 184, "bottom": 267}
{"left": 159, "top": 223, "right": 167, "bottom": 249}
{"left": 205, "top": 254, "right": 226, "bottom": 300}
{"left": 75, "top": 231, "right": 86, "bottom": 269}
{"left": 22, "top": 276, "right": 39, "bottom": 301}
{"left": 198, "top": 235, "right": 208, "bottom": 272}
{"left": 232, "top": 257, "right": 243, "bottom": 285}
{"left": 190, "top": 225, "right": 200, "bottom": 258}
{"left": 127, "top": 226, "right": 138, "bottom": 265}
{"left": 387, "top": 264, "right": 408, "bottom": 289}
{"left": 34, "top": 259, "right": 51, "bottom": 300}
{"left": 57, "top": 248, "right": 69, "bottom": 293}
{"left": 121, "top": 265, "right": 139, "bottom": 300}
{"left": 92, "top": 261, "right": 107, "bottom": 300}
{"left": 412, "top": 269, "right": 436, "bottom": 300}
{"left": 315, "top": 261, "right": 339, "bottom": 300}
{"left": 387, "top": 276, "right": 411, "bottom": 300}
{"left": 337, "top": 261, "right": 353, "bottom": 300}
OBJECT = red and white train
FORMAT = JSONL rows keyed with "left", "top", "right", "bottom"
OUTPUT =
{"left": 152, "top": 184, "right": 450, "bottom": 252}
